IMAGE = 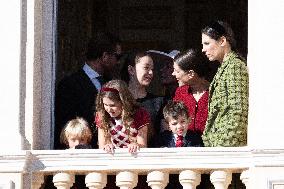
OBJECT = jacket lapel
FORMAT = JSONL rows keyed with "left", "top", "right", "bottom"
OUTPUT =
{"left": 184, "top": 132, "right": 192, "bottom": 147}
{"left": 170, "top": 134, "right": 176, "bottom": 147}
{"left": 209, "top": 52, "right": 236, "bottom": 98}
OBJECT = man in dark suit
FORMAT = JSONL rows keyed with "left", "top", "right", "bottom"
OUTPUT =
{"left": 54, "top": 32, "right": 119, "bottom": 149}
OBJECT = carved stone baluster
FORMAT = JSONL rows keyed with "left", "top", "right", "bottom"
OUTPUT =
{"left": 147, "top": 171, "right": 169, "bottom": 189}
{"left": 116, "top": 171, "right": 138, "bottom": 189}
{"left": 179, "top": 170, "right": 201, "bottom": 189}
{"left": 53, "top": 172, "right": 75, "bottom": 189}
{"left": 85, "top": 172, "right": 107, "bottom": 189}
{"left": 210, "top": 170, "right": 232, "bottom": 189}
{"left": 32, "top": 173, "right": 44, "bottom": 189}
{"left": 240, "top": 170, "right": 250, "bottom": 188}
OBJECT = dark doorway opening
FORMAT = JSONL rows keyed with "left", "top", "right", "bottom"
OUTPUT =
{"left": 56, "top": 0, "right": 247, "bottom": 83}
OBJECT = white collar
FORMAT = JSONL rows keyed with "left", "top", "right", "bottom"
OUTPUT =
{"left": 174, "top": 133, "right": 186, "bottom": 139}
{"left": 83, "top": 63, "right": 100, "bottom": 79}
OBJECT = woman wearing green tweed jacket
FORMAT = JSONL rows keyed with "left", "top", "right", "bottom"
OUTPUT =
{"left": 201, "top": 21, "right": 248, "bottom": 147}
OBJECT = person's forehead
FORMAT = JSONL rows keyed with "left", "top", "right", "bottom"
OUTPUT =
{"left": 137, "top": 56, "right": 153, "bottom": 63}
{"left": 103, "top": 97, "right": 119, "bottom": 103}
{"left": 68, "top": 135, "right": 80, "bottom": 139}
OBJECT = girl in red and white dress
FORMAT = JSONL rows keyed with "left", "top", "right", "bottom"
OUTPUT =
{"left": 95, "top": 79, "right": 150, "bottom": 154}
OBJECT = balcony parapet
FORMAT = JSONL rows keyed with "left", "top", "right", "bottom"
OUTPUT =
{"left": 1, "top": 147, "right": 284, "bottom": 188}
{"left": 27, "top": 147, "right": 252, "bottom": 173}
{"left": 0, "top": 150, "right": 29, "bottom": 173}
{"left": 3, "top": 147, "right": 284, "bottom": 173}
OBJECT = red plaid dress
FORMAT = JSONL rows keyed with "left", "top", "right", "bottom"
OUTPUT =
{"left": 96, "top": 107, "right": 150, "bottom": 148}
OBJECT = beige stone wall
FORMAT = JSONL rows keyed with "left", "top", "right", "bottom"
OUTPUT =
{"left": 249, "top": 167, "right": 284, "bottom": 189}
{"left": 248, "top": 0, "right": 284, "bottom": 148}
{"left": 0, "top": 1, "right": 22, "bottom": 150}
{"left": 0, "top": 173, "right": 23, "bottom": 189}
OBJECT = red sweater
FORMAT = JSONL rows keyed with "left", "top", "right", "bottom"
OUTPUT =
{"left": 173, "top": 85, "right": 208, "bottom": 134}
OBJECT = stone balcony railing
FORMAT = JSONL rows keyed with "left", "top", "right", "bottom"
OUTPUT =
{"left": 1, "top": 147, "right": 284, "bottom": 189}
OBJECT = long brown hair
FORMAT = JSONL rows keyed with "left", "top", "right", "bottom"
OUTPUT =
{"left": 96, "top": 80, "right": 140, "bottom": 139}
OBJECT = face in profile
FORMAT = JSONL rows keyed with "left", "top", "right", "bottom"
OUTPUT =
{"left": 160, "top": 62, "right": 176, "bottom": 85}
{"left": 133, "top": 55, "right": 154, "bottom": 86}
{"left": 168, "top": 115, "right": 190, "bottom": 136}
{"left": 201, "top": 33, "right": 223, "bottom": 62}
{"left": 102, "top": 52, "right": 119, "bottom": 73}
{"left": 172, "top": 62, "right": 189, "bottom": 85}
{"left": 102, "top": 97, "right": 123, "bottom": 118}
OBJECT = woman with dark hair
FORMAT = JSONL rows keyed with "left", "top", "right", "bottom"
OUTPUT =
{"left": 120, "top": 51, "right": 164, "bottom": 147}
{"left": 172, "top": 49, "right": 210, "bottom": 136}
{"left": 201, "top": 20, "right": 249, "bottom": 147}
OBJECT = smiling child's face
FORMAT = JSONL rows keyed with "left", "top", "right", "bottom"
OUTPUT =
{"left": 102, "top": 97, "right": 123, "bottom": 118}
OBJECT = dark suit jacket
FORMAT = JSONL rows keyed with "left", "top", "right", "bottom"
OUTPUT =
{"left": 54, "top": 69, "right": 103, "bottom": 149}
{"left": 155, "top": 130, "right": 204, "bottom": 148}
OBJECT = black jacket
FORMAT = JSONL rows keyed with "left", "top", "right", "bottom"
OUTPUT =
{"left": 155, "top": 130, "right": 204, "bottom": 148}
{"left": 54, "top": 69, "right": 103, "bottom": 149}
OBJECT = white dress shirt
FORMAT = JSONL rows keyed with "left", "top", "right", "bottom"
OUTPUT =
{"left": 83, "top": 63, "right": 102, "bottom": 90}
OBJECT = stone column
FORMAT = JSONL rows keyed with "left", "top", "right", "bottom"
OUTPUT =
{"left": 246, "top": 1, "right": 284, "bottom": 188}
{"left": 179, "top": 170, "right": 201, "bottom": 189}
{"left": 32, "top": 173, "right": 44, "bottom": 189}
{"left": 248, "top": 0, "right": 284, "bottom": 148}
{"left": 85, "top": 172, "right": 107, "bottom": 189}
{"left": 53, "top": 172, "right": 75, "bottom": 189}
{"left": 0, "top": 0, "right": 56, "bottom": 151}
{"left": 116, "top": 171, "right": 138, "bottom": 189}
{"left": 210, "top": 170, "right": 232, "bottom": 189}
{"left": 0, "top": 0, "right": 22, "bottom": 150}
{"left": 147, "top": 171, "right": 169, "bottom": 189}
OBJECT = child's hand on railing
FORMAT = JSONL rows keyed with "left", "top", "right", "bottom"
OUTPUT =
{"left": 127, "top": 142, "right": 140, "bottom": 154}
{"left": 103, "top": 143, "right": 115, "bottom": 154}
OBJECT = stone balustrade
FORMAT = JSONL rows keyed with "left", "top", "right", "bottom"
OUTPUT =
{"left": 1, "top": 147, "right": 284, "bottom": 188}
{"left": 50, "top": 170, "right": 240, "bottom": 189}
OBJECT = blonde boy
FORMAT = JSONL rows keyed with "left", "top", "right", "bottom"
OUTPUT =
{"left": 60, "top": 117, "right": 93, "bottom": 149}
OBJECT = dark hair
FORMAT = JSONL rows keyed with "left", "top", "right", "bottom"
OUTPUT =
{"left": 201, "top": 20, "right": 237, "bottom": 51}
{"left": 173, "top": 49, "right": 210, "bottom": 79}
{"left": 120, "top": 51, "right": 152, "bottom": 83}
{"left": 163, "top": 101, "right": 190, "bottom": 122}
{"left": 85, "top": 32, "right": 117, "bottom": 61}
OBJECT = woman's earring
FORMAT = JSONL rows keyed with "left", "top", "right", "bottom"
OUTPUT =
{"left": 188, "top": 70, "right": 195, "bottom": 77}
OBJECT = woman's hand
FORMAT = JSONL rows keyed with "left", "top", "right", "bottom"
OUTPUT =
{"left": 127, "top": 142, "right": 140, "bottom": 154}
{"left": 103, "top": 143, "right": 115, "bottom": 154}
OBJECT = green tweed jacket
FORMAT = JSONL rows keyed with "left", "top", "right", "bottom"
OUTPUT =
{"left": 202, "top": 51, "right": 249, "bottom": 147}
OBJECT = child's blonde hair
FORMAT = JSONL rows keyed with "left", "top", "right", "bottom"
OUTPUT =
{"left": 60, "top": 117, "right": 92, "bottom": 146}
